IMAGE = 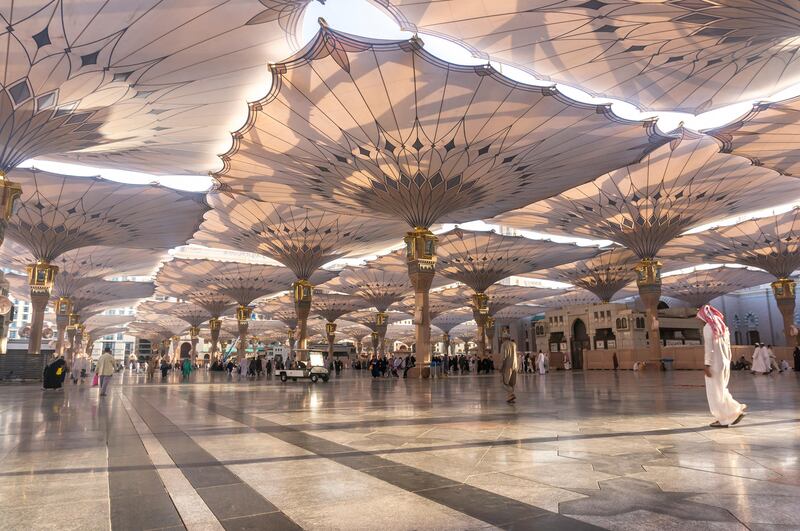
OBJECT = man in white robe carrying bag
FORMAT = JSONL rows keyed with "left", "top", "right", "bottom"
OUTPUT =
{"left": 698, "top": 305, "right": 746, "bottom": 428}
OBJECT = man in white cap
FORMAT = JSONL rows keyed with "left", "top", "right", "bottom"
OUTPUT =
{"left": 698, "top": 305, "right": 746, "bottom": 428}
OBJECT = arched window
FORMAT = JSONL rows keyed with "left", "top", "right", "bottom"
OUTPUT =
{"left": 622, "top": 318, "right": 628, "bottom": 329}
{"left": 615, "top": 318, "right": 622, "bottom": 329}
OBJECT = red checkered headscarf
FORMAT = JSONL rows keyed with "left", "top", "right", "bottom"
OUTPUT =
{"left": 697, "top": 304, "right": 728, "bottom": 339}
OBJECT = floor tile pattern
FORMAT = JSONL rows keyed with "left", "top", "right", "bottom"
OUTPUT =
{"left": 0, "top": 369, "right": 798, "bottom": 530}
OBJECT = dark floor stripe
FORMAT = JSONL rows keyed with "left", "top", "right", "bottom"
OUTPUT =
{"left": 126, "top": 389, "right": 301, "bottom": 531}
{"left": 185, "top": 393, "right": 601, "bottom": 531}
{"left": 106, "top": 394, "right": 184, "bottom": 530}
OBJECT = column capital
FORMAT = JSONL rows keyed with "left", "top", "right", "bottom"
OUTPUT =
{"left": 634, "top": 258, "right": 662, "bottom": 288}
{"left": 236, "top": 305, "right": 254, "bottom": 322}
{"left": 771, "top": 278, "right": 796, "bottom": 300}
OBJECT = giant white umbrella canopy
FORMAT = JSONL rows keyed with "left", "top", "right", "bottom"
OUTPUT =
{"left": 220, "top": 318, "right": 287, "bottom": 349}
{"left": 371, "top": 0, "right": 800, "bottom": 113}
{"left": 0, "top": 0, "right": 321, "bottom": 175}
{"left": 194, "top": 194, "right": 391, "bottom": 353}
{"left": 531, "top": 247, "right": 641, "bottom": 304}
{"left": 80, "top": 314, "right": 135, "bottom": 357}
{"left": 3, "top": 168, "right": 207, "bottom": 355}
{"left": 347, "top": 308, "right": 412, "bottom": 355}
{"left": 334, "top": 320, "right": 373, "bottom": 348}
{"left": 493, "top": 304, "right": 542, "bottom": 322}
{"left": 436, "top": 228, "right": 600, "bottom": 355}
{"left": 157, "top": 258, "right": 319, "bottom": 361}
{"left": 213, "top": 24, "right": 671, "bottom": 370}
{"left": 450, "top": 320, "right": 478, "bottom": 352}
{"left": 708, "top": 95, "right": 800, "bottom": 177}
{"left": 496, "top": 132, "right": 800, "bottom": 358}
{"left": 528, "top": 247, "right": 687, "bottom": 304}
{"left": 126, "top": 321, "right": 175, "bottom": 357}
{"left": 130, "top": 312, "right": 190, "bottom": 361}
{"left": 312, "top": 292, "right": 371, "bottom": 360}
{"left": 0, "top": 242, "right": 163, "bottom": 356}
{"left": 665, "top": 209, "right": 800, "bottom": 345}
{"left": 154, "top": 258, "right": 245, "bottom": 356}
{"left": 437, "top": 283, "right": 563, "bottom": 352}
{"left": 16, "top": 245, "right": 162, "bottom": 357}
{"left": 431, "top": 308, "right": 474, "bottom": 356}
{"left": 137, "top": 300, "right": 222, "bottom": 363}
{"left": 322, "top": 265, "right": 417, "bottom": 357}
{"left": 537, "top": 289, "right": 605, "bottom": 310}
{"left": 656, "top": 266, "right": 774, "bottom": 309}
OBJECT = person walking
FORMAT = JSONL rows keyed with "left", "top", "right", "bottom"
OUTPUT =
{"left": 536, "top": 350, "right": 547, "bottom": 375}
{"left": 96, "top": 348, "right": 115, "bottom": 397}
{"left": 751, "top": 343, "right": 770, "bottom": 374}
{"left": 698, "top": 305, "right": 746, "bottom": 428}
{"left": 181, "top": 358, "right": 193, "bottom": 381}
{"left": 500, "top": 331, "right": 518, "bottom": 404}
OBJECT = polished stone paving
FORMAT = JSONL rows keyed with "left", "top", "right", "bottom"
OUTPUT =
{"left": 0, "top": 369, "right": 798, "bottom": 530}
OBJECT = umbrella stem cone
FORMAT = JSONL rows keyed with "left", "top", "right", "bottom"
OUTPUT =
{"left": 405, "top": 227, "right": 437, "bottom": 379}
{"left": 636, "top": 258, "right": 662, "bottom": 362}
{"left": 771, "top": 279, "right": 797, "bottom": 346}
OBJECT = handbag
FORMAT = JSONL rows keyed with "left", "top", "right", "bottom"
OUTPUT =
{"left": 92, "top": 373, "right": 99, "bottom": 386}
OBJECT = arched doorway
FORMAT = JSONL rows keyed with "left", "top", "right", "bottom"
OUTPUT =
{"left": 179, "top": 342, "right": 191, "bottom": 359}
{"left": 571, "top": 318, "right": 590, "bottom": 369}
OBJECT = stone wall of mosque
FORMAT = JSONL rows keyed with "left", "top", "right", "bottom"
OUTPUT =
{"left": 711, "top": 286, "right": 787, "bottom": 347}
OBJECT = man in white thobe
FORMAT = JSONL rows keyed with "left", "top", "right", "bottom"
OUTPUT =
{"left": 536, "top": 351, "right": 546, "bottom": 375}
{"left": 751, "top": 343, "right": 770, "bottom": 374}
{"left": 500, "top": 333, "right": 518, "bottom": 404}
{"left": 699, "top": 305, "right": 746, "bottom": 428}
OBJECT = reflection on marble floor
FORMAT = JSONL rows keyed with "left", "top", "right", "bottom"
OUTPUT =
{"left": 0, "top": 370, "right": 798, "bottom": 530}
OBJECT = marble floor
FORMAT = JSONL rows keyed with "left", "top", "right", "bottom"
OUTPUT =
{"left": 0, "top": 369, "right": 798, "bottom": 531}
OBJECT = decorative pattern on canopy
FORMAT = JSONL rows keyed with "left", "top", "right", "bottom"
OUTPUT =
{"left": 0, "top": 243, "right": 163, "bottom": 291}
{"left": 655, "top": 266, "right": 775, "bottom": 308}
{"left": 436, "top": 228, "right": 600, "bottom": 292}
{"left": 372, "top": 0, "right": 800, "bottom": 113}
{"left": 432, "top": 309, "right": 476, "bottom": 334}
{"left": 451, "top": 320, "right": 478, "bottom": 342}
{"left": 130, "top": 313, "right": 189, "bottom": 338}
{"left": 398, "top": 291, "right": 468, "bottom": 321}
{"left": 493, "top": 305, "right": 541, "bottom": 321}
{"left": 195, "top": 194, "right": 397, "bottom": 280}
{"left": 138, "top": 300, "right": 212, "bottom": 328}
{"left": 665, "top": 209, "right": 800, "bottom": 279}
{"left": 538, "top": 289, "right": 607, "bottom": 309}
{"left": 347, "top": 309, "right": 412, "bottom": 332}
{"left": 156, "top": 258, "right": 308, "bottom": 307}
{"left": 496, "top": 133, "right": 800, "bottom": 259}
{"left": 0, "top": 0, "right": 317, "bottom": 173}
{"left": 68, "top": 281, "right": 154, "bottom": 317}
{"left": 220, "top": 318, "right": 287, "bottom": 338}
{"left": 214, "top": 26, "right": 670, "bottom": 228}
{"left": 709, "top": 96, "right": 800, "bottom": 177}
{"left": 333, "top": 320, "right": 372, "bottom": 342}
{"left": 332, "top": 267, "right": 413, "bottom": 311}
{"left": 6, "top": 168, "right": 208, "bottom": 262}
{"left": 438, "top": 284, "right": 563, "bottom": 315}
{"left": 386, "top": 323, "right": 442, "bottom": 343}
{"left": 312, "top": 292, "right": 370, "bottom": 322}
{"left": 536, "top": 247, "right": 639, "bottom": 303}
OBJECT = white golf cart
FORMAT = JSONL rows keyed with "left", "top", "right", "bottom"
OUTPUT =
{"left": 278, "top": 350, "right": 330, "bottom": 383}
